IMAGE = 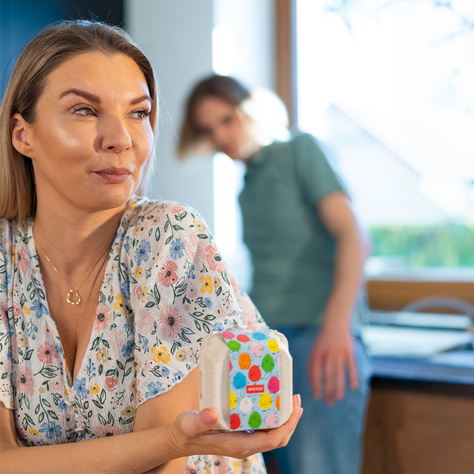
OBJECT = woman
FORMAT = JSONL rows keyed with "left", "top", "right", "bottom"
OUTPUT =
{"left": 0, "top": 22, "right": 302, "bottom": 473}
{"left": 179, "top": 75, "right": 372, "bottom": 474}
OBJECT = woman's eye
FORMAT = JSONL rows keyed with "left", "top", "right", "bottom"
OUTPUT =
{"left": 73, "top": 106, "right": 95, "bottom": 116}
{"left": 131, "top": 109, "right": 151, "bottom": 119}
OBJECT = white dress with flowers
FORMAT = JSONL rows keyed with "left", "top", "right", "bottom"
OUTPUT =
{"left": 0, "top": 197, "right": 267, "bottom": 473}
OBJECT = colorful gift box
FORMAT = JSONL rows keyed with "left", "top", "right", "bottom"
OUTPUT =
{"left": 199, "top": 328, "right": 293, "bottom": 431}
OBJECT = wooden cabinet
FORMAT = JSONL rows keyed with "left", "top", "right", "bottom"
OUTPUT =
{"left": 362, "top": 379, "right": 474, "bottom": 474}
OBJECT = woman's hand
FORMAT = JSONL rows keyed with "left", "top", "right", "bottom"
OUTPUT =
{"left": 170, "top": 394, "right": 303, "bottom": 459}
{"left": 308, "top": 324, "right": 359, "bottom": 405}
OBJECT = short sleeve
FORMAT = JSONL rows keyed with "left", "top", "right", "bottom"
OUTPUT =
{"left": 292, "top": 133, "right": 347, "bottom": 206}
{"left": 123, "top": 202, "right": 266, "bottom": 405}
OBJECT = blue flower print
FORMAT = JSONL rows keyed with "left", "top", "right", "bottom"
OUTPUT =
{"left": 204, "top": 297, "right": 213, "bottom": 309}
{"left": 85, "top": 359, "right": 96, "bottom": 379}
{"left": 58, "top": 399, "right": 67, "bottom": 410}
{"left": 27, "top": 320, "right": 38, "bottom": 340}
{"left": 213, "top": 322, "right": 225, "bottom": 331}
{"left": 30, "top": 298, "right": 49, "bottom": 319}
{"left": 39, "top": 421, "right": 62, "bottom": 439}
{"left": 73, "top": 377, "right": 89, "bottom": 399}
{"left": 145, "top": 381, "right": 166, "bottom": 399}
{"left": 169, "top": 238, "right": 185, "bottom": 260}
{"left": 136, "top": 240, "right": 151, "bottom": 266}
{"left": 121, "top": 280, "right": 131, "bottom": 300}
{"left": 160, "top": 367, "right": 170, "bottom": 377}
{"left": 172, "top": 371, "right": 185, "bottom": 383}
{"left": 121, "top": 340, "right": 133, "bottom": 358}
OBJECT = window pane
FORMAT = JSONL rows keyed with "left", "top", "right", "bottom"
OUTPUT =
{"left": 296, "top": 0, "right": 474, "bottom": 276}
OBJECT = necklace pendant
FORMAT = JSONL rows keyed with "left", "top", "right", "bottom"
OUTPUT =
{"left": 67, "top": 288, "right": 82, "bottom": 305}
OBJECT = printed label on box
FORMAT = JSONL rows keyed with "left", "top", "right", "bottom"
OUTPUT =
{"left": 223, "top": 329, "right": 281, "bottom": 431}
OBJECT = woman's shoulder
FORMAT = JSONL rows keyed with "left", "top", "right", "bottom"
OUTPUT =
{"left": 0, "top": 218, "right": 29, "bottom": 252}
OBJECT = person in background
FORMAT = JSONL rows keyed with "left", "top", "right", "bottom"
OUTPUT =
{"left": 178, "top": 74, "right": 372, "bottom": 474}
{"left": 0, "top": 23, "right": 302, "bottom": 474}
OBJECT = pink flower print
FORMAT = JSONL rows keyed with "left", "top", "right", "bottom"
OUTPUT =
{"left": 158, "top": 261, "right": 178, "bottom": 287}
{"left": 17, "top": 246, "right": 30, "bottom": 273}
{"left": 13, "top": 302, "right": 21, "bottom": 318}
{"left": 96, "top": 423, "right": 121, "bottom": 437}
{"left": 94, "top": 303, "right": 113, "bottom": 331}
{"left": 213, "top": 456, "right": 230, "bottom": 474}
{"left": 37, "top": 342, "right": 57, "bottom": 364}
{"left": 105, "top": 377, "right": 118, "bottom": 391}
{"left": 18, "top": 367, "right": 35, "bottom": 396}
{"left": 135, "top": 308, "right": 155, "bottom": 332}
{"left": 205, "top": 245, "right": 226, "bottom": 273}
{"left": 133, "top": 285, "right": 143, "bottom": 301}
{"left": 158, "top": 305, "right": 185, "bottom": 338}
{"left": 171, "top": 205, "right": 185, "bottom": 214}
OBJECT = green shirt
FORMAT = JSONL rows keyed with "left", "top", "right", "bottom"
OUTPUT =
{"left": 239, "top": 133, "right": 365, "bottom": 328}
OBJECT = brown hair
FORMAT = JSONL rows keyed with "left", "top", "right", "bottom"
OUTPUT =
{"left": 178, "top": 74, "right": 251, "bottom": 158}
{"left": 0, "top": 20, "right": 157, "bottom": 221}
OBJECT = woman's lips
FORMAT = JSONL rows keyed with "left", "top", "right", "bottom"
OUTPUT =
{"left": 94, "top": 167, "right": 132, "bottom": 183}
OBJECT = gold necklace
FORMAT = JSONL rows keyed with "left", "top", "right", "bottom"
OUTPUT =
{"left": 35, "top": 240, "right": 111, "bottom": 306}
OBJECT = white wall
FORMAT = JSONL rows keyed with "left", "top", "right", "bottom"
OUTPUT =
{"left": 125, "top": 0, "right": 274, "bottom": 238}
{"left": 125, "top": 0, "right": 216, "bottom": 229}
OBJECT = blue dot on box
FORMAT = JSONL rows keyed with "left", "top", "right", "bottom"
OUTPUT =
{"left": 233, "top": 372, "right": 247, "bottom": 389}
{"left": 253, "top": 332, "right": 267, "bottom": 340}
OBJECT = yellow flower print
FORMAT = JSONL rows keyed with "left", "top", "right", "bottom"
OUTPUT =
{"left": 134, "top": 355, "right": 142, "bottom": 372}
{"left": 17, "top": 333, "right": 27, "bottom": 348}
{"left": 213, "top": 277, "right": 221, "bottom": 288}
{"left": 135, "top": 266, "right": 143, "bottom": 279}
{"left": 199, "top": 275, "right": 213, "bottom": 294}
{"left": 97, "top": 347, "right": 109, "bottom": 363}
{"left": 194, "top": 220, "right": 206, "bottom": 232}
{"left": 232, "top": 460, "right": 241, "bottom": 473}
{"left": 114, "top": 294, "right": 125, "bottom": 316}
{"left": 9, "top": 245, "right": 15, "bottom": 265}
{"left": 152, "top": 345, "right": 171, "bottom": 364}
{"left": 24, "top": 306, "right": 30, "bottom": 315}
{"left": 175, "top": 348, "right": 186, "bottom": 362}
{"left": 29, "top": 428, "right": 39, "bottom": 437}
{"left": 120, "top": 405, "right": 136, "bottom": 417}
{"left": 90, "top": 384, "right": 100, "bottom": 394}
{"left": 39, "top": 386, "right": 45, "bottom": 394}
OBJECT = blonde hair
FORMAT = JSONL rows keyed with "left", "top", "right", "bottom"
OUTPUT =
{"left": 0, "top": 20, "right": 157, "bottom": 221}
{"left": 178, "top": 74, "right": 288, "bottom": 159}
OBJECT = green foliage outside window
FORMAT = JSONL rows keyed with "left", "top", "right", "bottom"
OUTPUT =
{"left": 369, "top": 224, "right": 474, "bottom": 267}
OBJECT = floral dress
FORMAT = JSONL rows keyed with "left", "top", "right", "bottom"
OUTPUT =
{"left": 0, "top": 197, "right": 267, "bottom": 473}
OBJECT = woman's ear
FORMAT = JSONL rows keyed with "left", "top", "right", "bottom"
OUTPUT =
{"left": 11, "top": 113, "right": 34, "bottom": 158}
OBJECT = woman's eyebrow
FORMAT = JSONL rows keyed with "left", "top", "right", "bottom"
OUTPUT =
{"left": 130, "top": 95, "right": 153, "bottom": 106}
{"left": 58, "top": 90, "right": 152, "bottom": 106}
{"left": 59, "top": 89, "right": 100, "bottom": 103}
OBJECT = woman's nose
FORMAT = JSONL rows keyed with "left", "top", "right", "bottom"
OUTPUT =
{"left": 100, "top": 116, "right": 132, "bottom": 153}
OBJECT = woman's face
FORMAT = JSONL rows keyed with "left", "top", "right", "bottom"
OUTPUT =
{"left": 193, "top": 97, "right": 258, "bottom": 161}
{"left": 13, "top": 51, "right": 154, "bottom": 216}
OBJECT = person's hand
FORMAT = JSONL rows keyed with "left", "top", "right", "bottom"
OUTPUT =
{"left": 308, "top": 324, "right": 359, "bottom": 405}
{"left": 169, "top": 394, "right": 303, "bottom": 459}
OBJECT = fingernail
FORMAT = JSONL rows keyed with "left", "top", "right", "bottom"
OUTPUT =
{"left": 297, "top": 394, "right": 301, "bottom": 407}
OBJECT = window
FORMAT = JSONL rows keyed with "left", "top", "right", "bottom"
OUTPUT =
{"left": 295, "top": 0, "right": 474, "bottom": 281}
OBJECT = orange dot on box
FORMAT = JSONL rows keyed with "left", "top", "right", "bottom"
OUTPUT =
{"left": 275, "top": 395, "right": 280, "bottom": 410}
{"left": 236, "top": 334, "right": 250, "bottom": 342}
{"left": 249, "top": 365, "right": 262, "bottom": 382}
{"left": 238, "top": 352, "right": 251, "bottom": 369}
{"left": 230, "top": 413, "right": 241, "bottom": 430}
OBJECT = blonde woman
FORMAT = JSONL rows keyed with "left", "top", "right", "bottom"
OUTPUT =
{"left": 0, "top": 22, "right": 301, "bottom": 473}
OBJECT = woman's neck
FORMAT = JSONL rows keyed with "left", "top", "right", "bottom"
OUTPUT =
{"left": 32, "top": 204, "right": 125, "bottom": 276}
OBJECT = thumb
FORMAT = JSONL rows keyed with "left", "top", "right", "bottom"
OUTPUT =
{"left": 177, "top": 408, "right": 219, "bottom": 437}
